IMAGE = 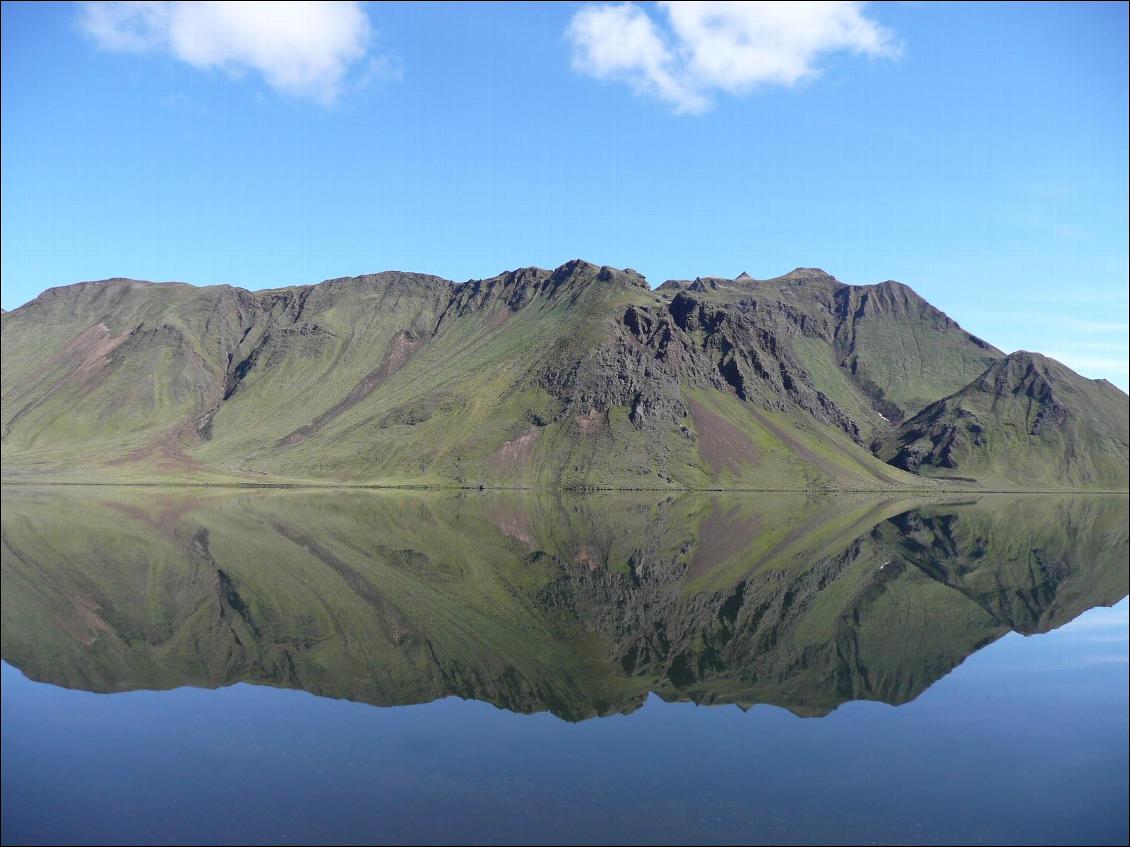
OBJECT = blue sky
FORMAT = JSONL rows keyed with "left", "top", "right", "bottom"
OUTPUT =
{"left": 2, "top": 2, "right": 1127, "bottom": 387}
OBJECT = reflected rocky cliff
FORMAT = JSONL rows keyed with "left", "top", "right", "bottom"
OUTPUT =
{"left": 1, "top": 488, "right": 1126, "bottom": 720}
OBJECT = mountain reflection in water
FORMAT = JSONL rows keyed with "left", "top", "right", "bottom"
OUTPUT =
{"left": 1, "top": 488, "right": 1126, "bottom": 721}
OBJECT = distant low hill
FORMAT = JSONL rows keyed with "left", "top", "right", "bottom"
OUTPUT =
{"left": 875, "top": 351, "right": 1129, "bottom": 489}
{"left": 2, "top": 260, "right": 1126, "bottom": 489}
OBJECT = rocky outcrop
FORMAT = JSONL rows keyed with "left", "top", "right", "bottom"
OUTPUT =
{"left": 533, "top": 288, "right": 864, "bottom": 440}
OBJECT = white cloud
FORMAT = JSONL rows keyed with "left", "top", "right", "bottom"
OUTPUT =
{"left": 80, "top": 2, "right": 375, "bottom": 104}
{"left": 567, "top": 1, "right": 899, "bottom": 114}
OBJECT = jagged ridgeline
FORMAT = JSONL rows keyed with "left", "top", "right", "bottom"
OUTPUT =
{"left": 2, "top": 488, "right": 1126, "bottom": 720}
{"left": 1, "top": 261, "right": 1126, "bottom": 488}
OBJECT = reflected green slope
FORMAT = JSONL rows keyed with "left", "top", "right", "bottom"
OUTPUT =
{"left": 2, "top": 488, "right": 1125, "bottom": 720}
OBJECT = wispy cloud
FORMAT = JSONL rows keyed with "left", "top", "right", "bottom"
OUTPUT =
{"left": 1042, "top": 351, "right": 1129, "bottom": 379}
{"left": 1057, "top": 606, "right": 1129, "bottom": 632}
{"left": 1050, "top": 340, "right": 1130, "bottom": 353}
{"left": 973, "top": 310, "right": 1129, "bottom": 335}
{"left": 79, "top": 2, "right": 377, "bottom": 104}
{"left": 973, "top": 309, "right": 1129, "bottom": 387}
{"left": 566, "top": 1, "right": 899, "bottom": 114}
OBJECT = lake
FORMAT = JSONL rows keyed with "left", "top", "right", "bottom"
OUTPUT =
{"left": 1, "top": 487, "right": 1127, "bottom": 845}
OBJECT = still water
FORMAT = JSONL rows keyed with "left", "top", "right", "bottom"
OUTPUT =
{"left": 1, "top": 488, "right": 1127, "bottom": 845}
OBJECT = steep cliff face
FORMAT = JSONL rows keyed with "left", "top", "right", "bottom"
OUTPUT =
{"left": 2, "top": 262, "right": 1124, "bottom": 489}
{"left": 535, "top": 290, "right": 862, "bottom": 441}
{"left": 661, "top": 268, "right": 1004, "bottom": 428}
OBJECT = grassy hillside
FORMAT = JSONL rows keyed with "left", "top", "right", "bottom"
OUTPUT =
{"left": 875, "top": 351, "right": 1130, "bottom": 489}
{"left": 2, "top": 262, "right": 1124, "bottom": 489}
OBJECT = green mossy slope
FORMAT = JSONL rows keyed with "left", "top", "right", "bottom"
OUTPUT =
{"left": 3, "top": 264, "right": 1124, "bottom": 489}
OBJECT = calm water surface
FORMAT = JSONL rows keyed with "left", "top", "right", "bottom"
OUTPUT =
{"left": 2, "top": 488, "right": 1127, "bottom": 845}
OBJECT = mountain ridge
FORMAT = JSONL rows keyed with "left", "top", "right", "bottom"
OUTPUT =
{"left": 20, "top": 258, "right": 648, "bottom": 308}
{"left": 2, "top": 260, "right": 1126, "bottom": 489}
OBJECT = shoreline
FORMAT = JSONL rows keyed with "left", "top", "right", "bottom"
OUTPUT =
{"left": 2, "top": 478, "right": 1127, "bottom": 495}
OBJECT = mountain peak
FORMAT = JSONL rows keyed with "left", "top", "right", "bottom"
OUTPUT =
{"left": 975, "top": 351, "right": 1084, "bottom": 400}
{"left": 877, "top": 347, "right": 1128, "bottom": 487}
{"left": 546, "top": 259, "right": 649, "bottom": 289}
{"left": 554, "top": 258, "right": 599, "bottom": 275}
{"left": 1003, "top": 349, "right": 1051, "bottom": 365}
{"left": 777, "top": 268, "right": 839, "bottom": 285}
